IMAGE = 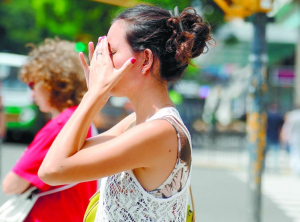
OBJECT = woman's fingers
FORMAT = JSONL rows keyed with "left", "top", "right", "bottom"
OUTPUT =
{"left": 92, "top": 43, "right": 100, "bottom": 62}
{"left": 79, "top": 52, "right": 89, "bottom": 72}
{"left": 90, "top": 37, "right": 104, "bottom": 63}
{"left": 88, "top": 42, "right": 94, "bottom": 63}
{"left": 116, "top": 57, "right": 136, "bottom": 77}
{"left": 79, "top": 52, "right": 90, "bottom": 88}
{"left": 100, "top": 36, "right": 111, "bottom": 63}
{"left": 88, "top": 37, "right": 136, "bottom": 92}
{"left": 93, "top": 36, "right": 110, "bottom": 65}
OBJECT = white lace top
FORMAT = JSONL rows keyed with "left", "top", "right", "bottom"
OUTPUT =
{"left": 95, "top": 107, "right": 192, "bottom": 221}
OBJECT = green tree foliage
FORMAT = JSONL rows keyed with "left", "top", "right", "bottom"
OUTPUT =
{"left": 144, "top": 0, "right": 190, "bottom": 9}
{"left": 0, "top": 0, "right": 117, "bottom": 54}
{"left": 0, "top": 0, "right": 44, "bottom": 54}
{"left": 31, "top": 0, "right": 117, "bottom": 42}
{"left": 0, "top": 0, "right": 224, "bottom": 62}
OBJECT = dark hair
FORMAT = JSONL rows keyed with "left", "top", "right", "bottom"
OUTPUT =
{"left": 115, "top": 4, "right": 214, "bottom": 82}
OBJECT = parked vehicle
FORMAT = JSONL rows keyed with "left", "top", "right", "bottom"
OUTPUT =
{"left": 0, "top": 52, "right": 45, "bottom": 141}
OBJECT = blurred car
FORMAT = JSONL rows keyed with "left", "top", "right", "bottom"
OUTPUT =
{"left": 0, "top": 52, "right": 45, "bottom": 141}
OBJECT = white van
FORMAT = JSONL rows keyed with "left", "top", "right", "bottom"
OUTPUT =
{"left": 0, "top": 52, "right": 44, "bottom": 140}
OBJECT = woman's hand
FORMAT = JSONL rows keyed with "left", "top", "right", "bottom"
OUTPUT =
{"left": 79, "top": 41, "right": 95, "bottom": 89}
{"left": 86, "top": 36, "right": 136, "bottom": 98}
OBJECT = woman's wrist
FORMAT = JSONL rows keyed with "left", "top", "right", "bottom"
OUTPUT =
{"left": 82, "top": 90, "right": 109, "bottom": 112}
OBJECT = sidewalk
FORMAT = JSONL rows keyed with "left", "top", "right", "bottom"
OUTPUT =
{"left": 232, "top": 171, "right": 300, "bottom": 222}
{"left": 191, "top": 148, "right": 298, "bottom": 222}
{"left": 191, "top": 167, "right": 296, "bottom": 222}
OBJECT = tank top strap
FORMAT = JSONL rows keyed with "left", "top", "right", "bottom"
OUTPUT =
{"left": 147, "top": 107, "right": 192, "bottom": 147}
{"left": 147, "top": 107, "right": 183, "bottom": 122}
{"left": 159, "top": 116, "right": 181, "bottom": 153}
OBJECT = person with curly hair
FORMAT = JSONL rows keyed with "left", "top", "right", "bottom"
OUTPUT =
{"left": 39, "top": 5, "right": 213, "bottom": 221}
{"left": 2, "top": 38, "right": 98, "bottom": 222}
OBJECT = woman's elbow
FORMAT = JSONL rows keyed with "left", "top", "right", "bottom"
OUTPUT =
{"left": 2, "top": 180, "right": 12, "bottom": 194}
{"left": 2, "top": 179, "right": 26, "bottom": 195}
{"left": 38, "top": 165, "right": 62, "bottom": 186}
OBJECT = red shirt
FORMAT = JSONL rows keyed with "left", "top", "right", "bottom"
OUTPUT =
{"left": 12, "top": 106, "right": 97, "bottom": 222}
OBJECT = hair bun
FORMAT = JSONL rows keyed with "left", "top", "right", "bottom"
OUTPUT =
{"left": 166, "top": 7, "right": 214, "bottom": 65}
{"left": 115, "top": 4, "right": 214, "bottom": 82}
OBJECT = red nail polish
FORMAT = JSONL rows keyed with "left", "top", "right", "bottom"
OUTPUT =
{"left": 131, "top": 58, "right": 136, "bottom": 64}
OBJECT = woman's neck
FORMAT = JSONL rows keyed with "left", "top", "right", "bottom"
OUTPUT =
{"left": 128, "top": 83, "right": 174, "bottom": 125}
{"left": 50, "top": 108, "right": 62, "bottom": 119}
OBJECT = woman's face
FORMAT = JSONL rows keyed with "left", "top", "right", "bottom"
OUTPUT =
{"left": 29, "top": 81, "right": 53, "bottom": 113}
{"left": 106, "top": 19, "right": 142, "bottom": 96}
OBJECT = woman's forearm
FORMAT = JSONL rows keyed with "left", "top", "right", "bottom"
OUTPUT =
{"left": 39, "top": 91, "right": 108, "bottom": 178}
{"left": 2, "top": 172, "right": 31, "bottom": 194}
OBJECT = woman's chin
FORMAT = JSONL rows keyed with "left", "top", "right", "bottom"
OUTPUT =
{"left": 38, "top": 106, "right": 48, "bottom": 113}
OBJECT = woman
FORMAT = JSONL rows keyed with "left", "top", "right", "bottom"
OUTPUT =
{"left": 39, "top": 5, "right": 213, "bottom": 221}
{"left": 2, "top": 38, "right": 98, "bottom": 222}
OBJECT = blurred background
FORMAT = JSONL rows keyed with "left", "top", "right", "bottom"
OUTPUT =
{"left": 0, "top": 0, "right": 300, "bottom": 221}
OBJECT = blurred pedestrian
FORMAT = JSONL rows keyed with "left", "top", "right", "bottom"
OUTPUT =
{"left": 281, "top": 107, "right": 300, "bottom": 177}
{"left": 0, "top": 95, "right": 6, "bottom": 138}
{"left": 2, "top": 38, "right": 97, "bottom": 222}
{"left": 39, "top": 5, "right": 213, "bottom": 221}
{"left": 266, "top": 103, "right": 284, "bottom": 172}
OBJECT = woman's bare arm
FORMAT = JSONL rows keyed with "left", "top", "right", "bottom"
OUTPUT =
{"left": 2, "top": 172, "right": 31, "bottom": 194}
{"left": 38, "top": 116, "right": 177, "bottom": 186}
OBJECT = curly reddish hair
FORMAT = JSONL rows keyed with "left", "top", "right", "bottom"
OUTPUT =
{"left": 19, "top": 38, "right": 87, "bottom": 111}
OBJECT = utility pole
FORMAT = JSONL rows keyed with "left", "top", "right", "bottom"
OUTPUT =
{"left": 247, "top": 12, "right": 268, "bottom": 222}
{"left": 295, "top": 25, "right": 300, "bottom": 107}
{"left": 293, "top": 0, "right": 300, "bottom": 108}
{"left": 212, "top": 1, "right": 272, "bottom": 222}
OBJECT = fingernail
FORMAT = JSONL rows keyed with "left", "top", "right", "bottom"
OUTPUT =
{"left": 131, "top": 58, "right": 136, "bottom": 64}
{"left": 102, "top": 36, "right": 106, "bottom": 40}
{"left": 98, "top": 36, "right": 102, "bottom": 42}
{"left": 97, "top": 43, "right": 99, "bottom": 46}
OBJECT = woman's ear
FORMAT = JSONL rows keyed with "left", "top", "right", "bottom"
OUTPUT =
{"left": 141, "top": 49, "right": 153, "bottom": 75}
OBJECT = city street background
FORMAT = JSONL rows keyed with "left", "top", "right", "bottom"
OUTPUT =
{"left": 0, "top": 142, "right": 299, "bottom": 222}
{"left": 1, "top": 0, "right": 300, "bottom": 221}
